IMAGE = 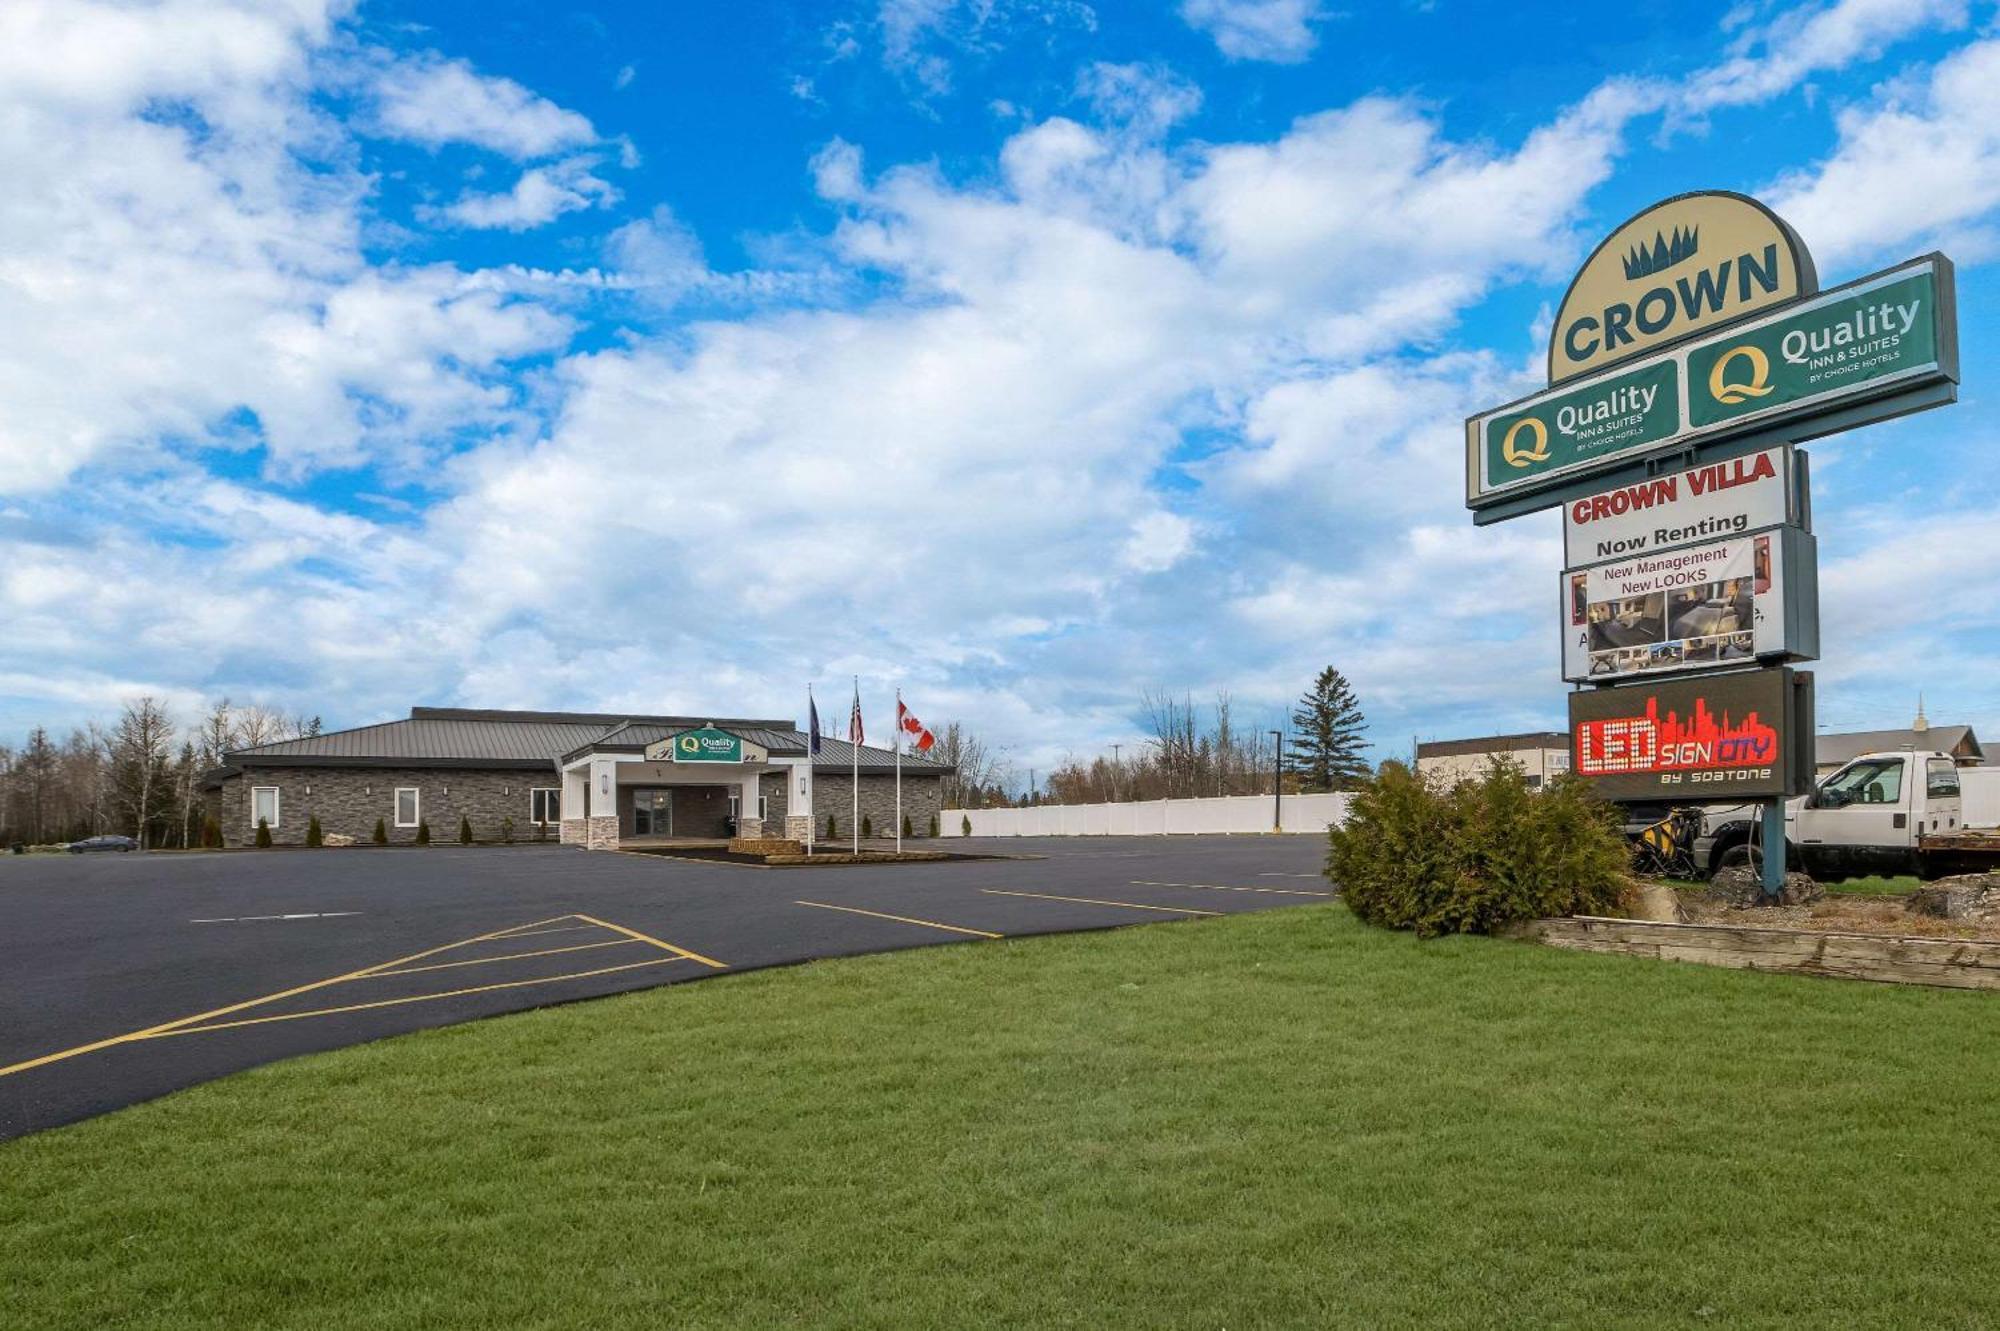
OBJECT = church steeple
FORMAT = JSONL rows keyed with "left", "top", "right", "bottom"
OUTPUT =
{"left": 1913, "top": 694, "right": 1929, "bottom": 733}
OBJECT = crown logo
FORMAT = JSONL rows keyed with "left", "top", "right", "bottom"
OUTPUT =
{"left": 1621, "top": 225, "right": 1699, "bottom": 281}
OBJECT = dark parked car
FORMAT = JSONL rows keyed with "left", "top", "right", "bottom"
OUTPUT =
{"left": 66, "top": 835, "right": 139, "bottom": 854}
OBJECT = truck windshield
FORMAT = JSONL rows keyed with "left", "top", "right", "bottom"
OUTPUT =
{"left": 1821, "top": 758, "right": 1905, "bottom": 805}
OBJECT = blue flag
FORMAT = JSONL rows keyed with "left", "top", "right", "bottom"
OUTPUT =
{"left": 809, "top": 693, "right": 822, "bottom": 755}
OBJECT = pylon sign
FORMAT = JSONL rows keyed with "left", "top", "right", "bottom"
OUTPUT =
{"left": 1463, "top": 190, "right": 1961, "bottom": 810}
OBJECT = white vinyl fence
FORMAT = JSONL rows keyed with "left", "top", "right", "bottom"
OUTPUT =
{"left": 940, "top": 792, "right": 1351, "bottom": 837}
{"left": 1960, "top": 767, "right": 2000, "bottom": 829}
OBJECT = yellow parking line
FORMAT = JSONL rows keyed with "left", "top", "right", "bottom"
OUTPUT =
{"left": 142, "top": 958, "right": 691, "bottom": 1037}
{"left": 1129, "top": 879, "right": 1333, "bottom": 898}
{"left": 796, "top": 900, "right": 1002, "bottom": 938}
{"left": 482, "top": 921, "right": 599, "bottom": 941}
{"left": 365, "top": 937, "right": 640, "bottom": 977}
{"left": 980, "top": 889, "right": 1220, "bottom": 916}
{"left": 571, "top": 914, "right": 727, "bottom": 969}
{"left": 0, "top": 914, "right": 577, "bottom": 1080}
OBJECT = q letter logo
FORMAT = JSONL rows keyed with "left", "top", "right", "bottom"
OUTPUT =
{"left": 679, "top": 735, "right": 700, "bottom": 755}
{"left": 1709, "top": 345, "right": 1773, "bottom": 405}
{"left": 1500, "top": 416, "right": 1550, "bottom": 468}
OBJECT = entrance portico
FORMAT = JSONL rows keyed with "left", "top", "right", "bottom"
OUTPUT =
{"left": 558, "top": 722, "right": 810, "bottom": 851}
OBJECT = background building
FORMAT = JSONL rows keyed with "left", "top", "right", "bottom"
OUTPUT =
{"left": 206, "top": 708, "right": 950, "bottom": 850}
{"left": 1415, "top": 732, "right": 1572, "bottom": 787}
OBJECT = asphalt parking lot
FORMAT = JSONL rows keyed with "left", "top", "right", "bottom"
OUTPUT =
{"left": 0, "top": 836, "right": 1331, "bottom": 1141}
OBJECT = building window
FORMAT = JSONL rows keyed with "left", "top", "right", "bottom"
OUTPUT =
{"left": 728, "top": 795, "right": 771, "bottom": 821}
{"left": 530, "top": 788, "right": 561, "bottom": 824}
{"left": 251, "top": 786, "right": 280, "bottom": 829}
{"left": 395, "top": 787, "right": 421, "bottom": 828}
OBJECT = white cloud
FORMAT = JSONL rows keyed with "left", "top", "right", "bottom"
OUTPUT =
{"left": 1769, "top": 37, "right": 2000, "bottom": 265}
{"left": 1681, "top": 0, "right": 1967, "bottom": 113}
{"left": 370, "top": 52, "right": 597, "bottom": 159}
{"left": 1179, "top": 0, "right": 1326, "bottom": 64}
{"left": 431, "top": 156, "right": 620, "bottom": 230}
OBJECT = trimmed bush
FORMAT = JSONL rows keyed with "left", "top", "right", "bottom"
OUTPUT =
{"left": 254, "top": 817, "right": 272, "bottom": 849}
{"left": 928, "top": 813, "right": 939, "bottom": 838}
{"left": 536, "top": 820, "right": 548, "bottom": 842}
{"left": 372, "top": 817, "right": 388, "bottom": 846}
{"left": 305, "top": 815, "right": 324, "bottom": 848}
{"left": 201, "top": 815, "right": 222, "bottom": 849}
{"left": 1328, "top": 760, "right": 1627, "bottom": 938}
{"left": 501, "top": 816, "right": 515, "bottom": 845}
{"left": 416, "top": 820, "right": 431, "bottom": 846}
{"left": 861, "top": 815, "right": 874, "bottom": 839}
{"left": 458, "top": 815, "right": 473, "bottom": 846}
{"left": 902, "top": 813, "right": 913, "bottom": 838}
{"left": 826, "top": 814, "right": 838, "bottom": 839}
{"left": 961, "top": 814, "right": 972, "bottom": 837}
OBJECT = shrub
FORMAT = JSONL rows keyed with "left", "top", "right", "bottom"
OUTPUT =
{"left": 501, "top": 816, "right": 515, "bottom": 845}
{"left": 416, "top": 820, "right": 431, "bottom": 845}
{"left": 458, "top": 815, "right": 473, "bottom": 845}
{"left": 201, "top": 815, "right": 222, "bottom": 849}
{"left": 928, "top": 812, "right": 939, "bottom": 838}
{"left": 902, "top": 813, "right": 913, "bottom": 838}
{"left": 536, "top": 819, "right": 548, "bottom": 842}
{"left": 1328, "top": 760, "right": 1627, "bottom": 937}
{"left": 305, "top": 815, "right": 323, "bottom": 848}
{"left": 962, "top": 814, "right": 972, "bottom": 837}
{"left": 372, "top": 817, "right": 388, "bottom": 846}
{"left": 826, "top": 814, "right": 838, "bottom": 839}
{"left": 861, "top": 815, "right": 874, "bottom": 839}
{"left": 254, "top": 817, "right": 272, "bottom": 849}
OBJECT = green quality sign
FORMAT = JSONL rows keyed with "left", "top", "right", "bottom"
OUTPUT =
{"left": 1467, "top": 253, "right": 1956, "bottom": 513}
{"left": 1482, "top": 360, "right": 1680, "bottom": 492}
{"left": 1688, "top": 269, "right": 1942, "bottom": 429}
{"left": 669, "top": 727, "right": 742, "bottom": 763}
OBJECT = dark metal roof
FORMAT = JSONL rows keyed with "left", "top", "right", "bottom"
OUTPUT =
{"left": 1415, "top": 732, "right": 1569, "bottom": 760}
{"left": 222, "top": 707, "right": 953, "bottom": 775}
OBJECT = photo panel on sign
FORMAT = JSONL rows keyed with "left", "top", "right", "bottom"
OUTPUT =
{"left": 1561, "top": 525, "right": 1816, "bottom": 684}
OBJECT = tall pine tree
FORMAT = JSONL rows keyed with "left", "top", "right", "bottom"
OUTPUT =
{"left": 1288, "top": 666, "right": 1370, "bottom": 791}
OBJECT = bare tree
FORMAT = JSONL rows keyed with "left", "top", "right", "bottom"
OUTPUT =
{"left": 109, "top": 698, "right": 175, "bottom": 848}
{"left": 234, "top": 703, "right": 287, "bottom": 749}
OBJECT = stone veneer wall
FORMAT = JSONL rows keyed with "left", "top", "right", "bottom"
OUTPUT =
{"left": 218, "top": 766, "right": 562, "bottom": 847}
{"left": 808, "top": 773, "right": 946, "bottom": 838}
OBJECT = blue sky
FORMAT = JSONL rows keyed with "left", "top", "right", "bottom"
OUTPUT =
{"left": 2, "top": 0, "right": 1997, "bottom": 784}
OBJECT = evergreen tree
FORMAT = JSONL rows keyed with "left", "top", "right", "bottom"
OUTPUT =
{"left": 416, "top": 820, "right": 431, "bottom": 845}
{"left": 372, "top": 817, "right": 388, "bottom": 845}
{"left": 1288, "top": 666, "right": 1370, "bottom": 791}
{"left": 458, "top": 815, "right": 473, "bottom": 845}
{"left": 254, "top": 816, "right": 272, "bottom": 848}
{"left": 305, "top": 815, "right": 323, "bottom": 847}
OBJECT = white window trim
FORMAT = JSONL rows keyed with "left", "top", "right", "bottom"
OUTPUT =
{"left": 251, "top": 786, "right": 280, "bottom": 829}
{"left": 394, "top": 787, "right": 421, "bottom": 829}
{"left": 530, "top": 787, "right": 560, "bottom": 823}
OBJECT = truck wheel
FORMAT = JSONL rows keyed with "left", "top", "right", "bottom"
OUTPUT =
{"left": 1714, "top": 842, "right": 1758, "bottom": 877}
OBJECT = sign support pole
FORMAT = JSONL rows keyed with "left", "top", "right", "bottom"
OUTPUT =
{"left": 1759, "top": 800, "right": 1787, "bottom": 899}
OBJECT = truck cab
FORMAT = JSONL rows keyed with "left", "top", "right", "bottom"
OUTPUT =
{"left": 1695, "top": 751, "right": 1965, "bottom": 881}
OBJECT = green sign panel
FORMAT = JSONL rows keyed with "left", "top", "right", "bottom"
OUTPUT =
{"left": 669, "top": 727, "right": 742, "bottom": 763}
{"left": 1482, "top": 360, "right": 1681, "bottom": 493}
{"left": 1687, "top": 269, "right": 1941, "bottom": 428}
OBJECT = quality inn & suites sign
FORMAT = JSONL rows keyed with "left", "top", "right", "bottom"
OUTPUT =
{"left": 644, "top": 726, "right": 766, "bottom": 764}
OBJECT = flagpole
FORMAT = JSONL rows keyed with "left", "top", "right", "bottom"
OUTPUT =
{"left": 805, "top": 683, "right": 815, "bottom": 857}
{"left": 851, "top": 676, "right": 860, "bottom": 856}
{"left": 895, "top": 687, "right": 903, "bottom": 856}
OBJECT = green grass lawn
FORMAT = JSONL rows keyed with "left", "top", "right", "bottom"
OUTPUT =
{"left": 6, "top": 906, "right": 1997, "bottom": 1330}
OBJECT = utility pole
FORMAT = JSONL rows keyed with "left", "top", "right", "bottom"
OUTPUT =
{"left": 1269, "top": 729, "right": 1283, "bottom": 832}
{"left": 1110, "top": 743, "right": 1121, "bottom": 802}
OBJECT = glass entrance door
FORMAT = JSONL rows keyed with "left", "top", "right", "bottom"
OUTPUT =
{"left": 633, "top": 790, "right": 672, "bottom": 837}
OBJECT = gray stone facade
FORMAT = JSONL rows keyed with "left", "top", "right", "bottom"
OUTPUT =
{"left": 216, "top": 766, "right": 562, "bottom": 847}
{"left": 811, "top": 772, "right": 945, "bottom": 839}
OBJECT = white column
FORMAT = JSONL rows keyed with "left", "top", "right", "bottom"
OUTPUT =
{"left": 737, "top": 774, "right": 765, "bottom": 838}
{"left": 559, "top": 764, "right": 589, "bottom": 844}
{"left": 586, "top": 757, "right": 621, "bottom": 849}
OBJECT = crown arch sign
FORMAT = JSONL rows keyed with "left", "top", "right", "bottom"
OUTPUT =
{"left": 1550, "top": 191, "right": 1817, "bottom": 384}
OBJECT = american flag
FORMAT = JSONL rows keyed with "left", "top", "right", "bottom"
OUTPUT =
{"left": 849, "top": 685, "right": 864, "bottom": 745}
{"left": 809, "top": 692, "right": 822, "bottom": 756}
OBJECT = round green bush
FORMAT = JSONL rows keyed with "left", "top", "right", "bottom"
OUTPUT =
{"left": 1329, "top": 760, "right": 1628, "bottom": 937}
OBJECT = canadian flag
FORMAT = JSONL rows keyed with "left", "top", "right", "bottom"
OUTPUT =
{"left": 896, "top": 699, "right": 936, "bottom": 752}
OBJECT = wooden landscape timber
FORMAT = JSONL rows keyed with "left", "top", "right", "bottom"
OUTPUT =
{"left": 1511, "top": 915, "right": 2000, "bottom": 991}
